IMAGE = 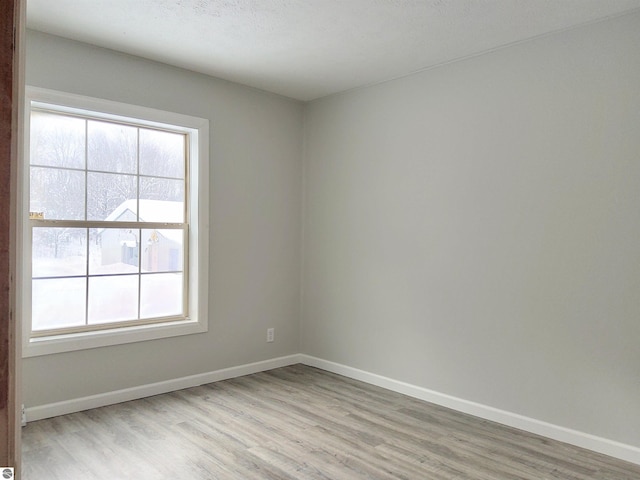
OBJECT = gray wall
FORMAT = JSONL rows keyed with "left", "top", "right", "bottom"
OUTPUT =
{"left": 302, "top": 12, "right": 640, "bottom": 448}
{"left": 25, "top": 11, "right": 640, "bottom": 452}
{"left": 24, "top": 31, "right": 303, "bottom": 406}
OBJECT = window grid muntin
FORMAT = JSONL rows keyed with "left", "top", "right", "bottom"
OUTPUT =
{"left": 29, "top": 105, "right": 189, "bottom": 337}
{"left": 30, "top": 221, "right": 187, "bottom": 335}
{"left": 30, "top": 162, "right": 184, "bottom": 183}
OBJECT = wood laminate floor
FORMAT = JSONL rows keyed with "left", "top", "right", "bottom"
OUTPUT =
{"left": 22, "top": 364, "right": 640, "bottom": 479}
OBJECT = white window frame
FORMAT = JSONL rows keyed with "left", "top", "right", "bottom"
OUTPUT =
{"left": 20, "top": 87, "right": 209, "bottom": 357}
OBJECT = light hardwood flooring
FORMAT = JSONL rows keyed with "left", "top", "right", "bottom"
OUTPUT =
{"left": 22, "top": 364, "right": 640, "bottom": 479}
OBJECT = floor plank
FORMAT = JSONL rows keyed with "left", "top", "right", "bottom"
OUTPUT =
{"left": 22, "top": 364, "right": 640, "bottom": 479}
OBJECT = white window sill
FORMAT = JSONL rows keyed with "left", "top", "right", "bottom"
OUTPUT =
{"left": 23, "top": 317, "right": 207, "bottom": 358}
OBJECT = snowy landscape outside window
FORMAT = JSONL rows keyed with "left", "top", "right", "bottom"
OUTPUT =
{"left": 21, "top": 88, "right": 211, "bottom": 355}
{"left": 29, "top": 108, "right": 188, "bottom": 334}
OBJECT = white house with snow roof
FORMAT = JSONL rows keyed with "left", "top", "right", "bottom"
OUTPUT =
{"left": 99, "top": 199, "right": 184, "bottom": 272}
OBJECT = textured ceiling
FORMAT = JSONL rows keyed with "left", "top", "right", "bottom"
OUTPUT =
{"left": 27, "top": 0, "right": 640, "bottom": 101}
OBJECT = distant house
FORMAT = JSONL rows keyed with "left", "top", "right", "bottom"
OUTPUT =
{"left": 99, "top": 200, "right": 184, "bottom": 272}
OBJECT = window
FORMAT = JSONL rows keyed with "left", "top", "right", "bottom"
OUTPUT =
{"left": 21, "top": 88, "right": 209, "bottom": 356}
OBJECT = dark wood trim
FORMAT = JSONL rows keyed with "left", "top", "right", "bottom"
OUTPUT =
{"left": 0, "top": 0, "right": 21, "bottom": 474}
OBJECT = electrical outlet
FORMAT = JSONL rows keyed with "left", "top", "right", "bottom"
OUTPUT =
{"left": 267, "top": 328, "right": 275, "bottom": 343}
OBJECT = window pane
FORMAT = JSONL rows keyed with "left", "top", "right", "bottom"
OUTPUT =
{"left": 140, "top": 273, "right": 183, "bottom": 319}
{"left": 88, "top": 275, "right": 138, "bottom": 324}
{"left": 89, "top": 228, "right": 139, "bottom": 275}
{"left": 139, "top": 202, "right": 185, "bottom": 227}
{"left": 87, "top": 172, "right": 137, "bottom": 221}
{"left": 140, "top": 176, "right": 184, "bottom": 202}
{"left": 32, "top": 227, "right": 86, "bottom": 278}
{"left": 30, "top": 111, "right": 85, "bottom": 169}
{"left": 141, "top": 229, "right": 183, "bottom": 272}
{"left": 139, "top": 129, "right": 185, "bottom": 179}
{"left": 32, "top": 277, "right": 86, "bottom": 331}
{"left": 88, "top": 120, "right": 137, "bottom": 174}
{"left": 30, "top": 167, "right": 85, "bottom": 220}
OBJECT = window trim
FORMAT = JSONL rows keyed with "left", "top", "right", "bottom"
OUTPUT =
{"left": 20, "top": 87, "right": 210, "bottom": 357}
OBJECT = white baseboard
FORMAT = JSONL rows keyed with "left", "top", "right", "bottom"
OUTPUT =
{"left": 25, "top": 354, "right": 302, "bottom": 422}
{"left": 25, "top": 352, "right": 640, "bottom": 467}
{"left": 299, "top": 355, "right": 640, "bottom": 466}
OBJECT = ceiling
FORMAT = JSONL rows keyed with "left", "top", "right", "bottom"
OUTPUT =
{"left": 27, "top": 0, "right": 640, "bottom": 101}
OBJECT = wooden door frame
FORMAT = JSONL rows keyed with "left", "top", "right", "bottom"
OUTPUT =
{"left": 1, "top": 0, "right": 24, "bottom": 476}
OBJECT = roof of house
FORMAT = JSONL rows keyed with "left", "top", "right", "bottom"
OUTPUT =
{"left": 102, "top": 199, "right": 184, "bottom": 244}
{"left": 105, "top": 199, "right": 184, "bottom": 223}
